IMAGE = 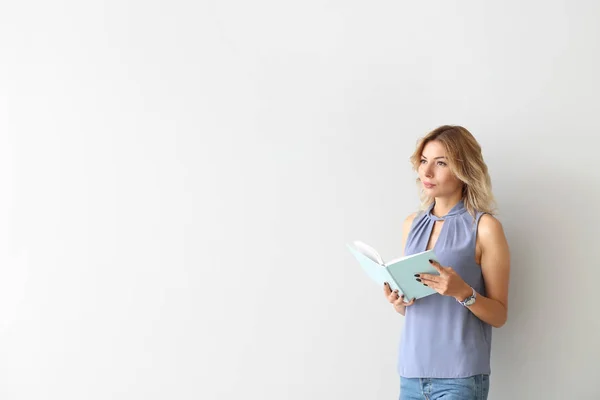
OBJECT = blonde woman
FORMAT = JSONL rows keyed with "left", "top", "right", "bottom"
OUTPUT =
{"left": 383, "top": 126, "right": 510, "bottom": 400}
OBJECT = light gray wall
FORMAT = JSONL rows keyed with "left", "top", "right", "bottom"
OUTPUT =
{"left": 0, "top": 1, "right": 598, "bottom": 399}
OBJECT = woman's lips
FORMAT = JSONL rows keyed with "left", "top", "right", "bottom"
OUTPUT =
{"left": 423, "top": 182, "right": 435, "bottom": 188}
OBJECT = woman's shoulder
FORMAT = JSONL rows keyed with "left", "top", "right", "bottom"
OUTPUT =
{"left": 401, "top": 212, "right": 421, "bottom": 254}
{"left": 476, "top": 213, "right": 506, "bottom": 242}
{"left": 477, "top": 212, "right": 502, "bottom": 227}
{"left": 402, "top": 209, "right": 426, "bottom": 232}
{"left": 403, "top": 210, "right": 423, "bottom": 226}
{"left": 404, "top": 211, "right": 418, "bottom": 224}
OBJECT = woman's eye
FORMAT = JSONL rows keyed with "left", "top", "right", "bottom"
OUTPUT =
{"left": 420, "top": 159, "right": 426, "bottom": 164}
{"left": 437, "top": 161, "right": 447, "bottom": 166}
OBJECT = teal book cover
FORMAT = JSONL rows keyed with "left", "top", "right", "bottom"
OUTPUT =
{"left": 346, "top": 241, "right": 441, "bottom": 301}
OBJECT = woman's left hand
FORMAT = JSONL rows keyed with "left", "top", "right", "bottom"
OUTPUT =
{"left": 416, "top": 260, "right": 472, "bottom": 301}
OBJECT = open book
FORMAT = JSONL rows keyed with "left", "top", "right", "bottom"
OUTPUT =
{"left": 346, "top": 240, "right": 441, "bottom": 301}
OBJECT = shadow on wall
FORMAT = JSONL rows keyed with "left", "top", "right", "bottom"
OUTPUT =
{"left": 489, "top": 172, "right": 599, "bottom": 399}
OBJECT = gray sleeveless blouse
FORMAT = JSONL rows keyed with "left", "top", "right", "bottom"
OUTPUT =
{"left": 397, "top": 199, "right": 492, "bottom": 378}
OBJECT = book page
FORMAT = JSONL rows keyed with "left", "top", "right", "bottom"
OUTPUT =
{"left": 352, "top": 241, "right": 384, "bottom": 265}
{"left": 384, "top": 250, "right": 429, "bottom": 267}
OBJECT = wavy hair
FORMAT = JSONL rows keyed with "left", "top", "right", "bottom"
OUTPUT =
{"left": 409, "top": 125, "right": 497, "bottom": 219}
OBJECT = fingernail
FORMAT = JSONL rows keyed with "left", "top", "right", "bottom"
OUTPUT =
{"left": 423, "top": 283, "right": 428, "bottom": 286}
{"left": 428, "top": 259, "right": 433, "bottom": 263}
{"left": 414, "top": 274, "right": 420, "bottom": 277}
{"left": 416, "top": 278, "right": 421, "bottom": 282}
{"left": 384, "top": 282, "right": 388, "bottom": 286}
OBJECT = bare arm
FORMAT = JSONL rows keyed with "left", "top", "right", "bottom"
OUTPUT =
{"left": 455, "top": 214, "right": 511, "bottom": 327}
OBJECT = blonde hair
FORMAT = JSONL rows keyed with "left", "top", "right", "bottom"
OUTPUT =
{"left": 409, "top": 125, "right": 497, "bottom": 219}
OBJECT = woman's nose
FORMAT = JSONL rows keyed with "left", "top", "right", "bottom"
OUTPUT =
{"left": 424, "top": 165, "right": 433, "bottom": 177}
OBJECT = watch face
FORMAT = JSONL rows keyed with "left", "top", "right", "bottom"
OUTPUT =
{"left": 464, "top": 297, "right": 476, "bottom": 306}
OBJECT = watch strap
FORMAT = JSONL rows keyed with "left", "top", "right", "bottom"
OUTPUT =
{"left": 458, "top": 286, "right": 476, "bottom": 306}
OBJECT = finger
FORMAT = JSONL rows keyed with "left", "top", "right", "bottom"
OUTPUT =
{"left": 417, "top": 277, "right": 437, "bottom": 289}
{"left": 383, "top": 282, "right": 392, "bottom": 296}
{"left": 388, "top": 289, "right": 399, "bottom": 303}
{"left": 428, "top": 259, "right": 445, "bottom": 274}
{"left": 423, "top": 280, "right": 443, "bottom": 293}
{"left": 393, "top": 293, "right": 406, "bottom": 307}
{"left": 395, "top": 294, "right": 415, "bottom": 307}
{"left": 416, "top": 273, "right": 440, "bottom": 283}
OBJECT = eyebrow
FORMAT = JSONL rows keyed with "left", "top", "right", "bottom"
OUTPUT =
{"left": 421, "top": 155, "right": 447, "bottom": 160}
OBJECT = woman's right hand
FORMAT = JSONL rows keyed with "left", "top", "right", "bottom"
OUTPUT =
{"left": 383, "top": 282, "right": 415, "bottom": 315}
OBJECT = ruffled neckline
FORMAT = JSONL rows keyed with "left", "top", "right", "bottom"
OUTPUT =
{"left": 426, "top": 199, "right": 467, "bottom": 221}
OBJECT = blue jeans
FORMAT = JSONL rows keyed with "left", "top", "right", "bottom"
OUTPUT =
{"left": 399, "top": 375, "right": 489, "bottom": 400}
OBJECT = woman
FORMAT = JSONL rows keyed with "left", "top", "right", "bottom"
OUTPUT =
{"left": 383, "top": 125, "right": 510, "bottom": 400}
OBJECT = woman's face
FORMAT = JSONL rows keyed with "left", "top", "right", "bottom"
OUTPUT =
{"left": 418, "top": 140, "right": 463, "bottom": 198}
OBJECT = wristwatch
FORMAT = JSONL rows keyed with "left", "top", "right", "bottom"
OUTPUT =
{"left": 458, "top": 286, "right": 476, "bottom": 307}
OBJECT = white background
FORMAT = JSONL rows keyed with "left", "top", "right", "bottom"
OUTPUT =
{"left": 0, "top": 1, "right": 599, "bottom": 399}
